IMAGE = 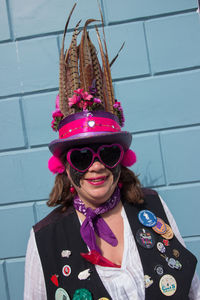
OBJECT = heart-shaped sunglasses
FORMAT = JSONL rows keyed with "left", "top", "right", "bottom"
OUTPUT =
{"left": 66, "top": 144, "right": 124, "bottom": 172}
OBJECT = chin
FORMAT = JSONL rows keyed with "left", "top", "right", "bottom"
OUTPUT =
{"left": 89, "top": 185, "right": 115, "bottom": 202}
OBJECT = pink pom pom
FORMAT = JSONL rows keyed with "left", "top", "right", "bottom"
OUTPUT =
{"left": 121, "top": 149, "right": 137, "bottom": 167}
{"left": 48, "top": 156, "right": 65, "bottom": 174}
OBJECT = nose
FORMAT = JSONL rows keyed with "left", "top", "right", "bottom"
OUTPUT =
{"left": 88, "top": 158, "right": 106, "bottom": 172}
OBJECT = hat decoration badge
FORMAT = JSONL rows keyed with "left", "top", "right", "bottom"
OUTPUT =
{"left": 48, "top": 3, "right": 136, "bottom": 174}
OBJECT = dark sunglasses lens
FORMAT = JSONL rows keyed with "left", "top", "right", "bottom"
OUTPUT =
{"left": 99, "top": 145, "right": 121, "bottom": 167}
{"left": 70, "top": 149, "right": 93, "bottom": 171}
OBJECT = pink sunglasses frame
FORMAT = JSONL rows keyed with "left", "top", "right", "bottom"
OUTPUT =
{"left": 66, "top": 143, "right": 124, "bottom": 172}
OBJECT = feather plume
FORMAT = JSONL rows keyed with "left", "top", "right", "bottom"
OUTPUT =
{"left": 59, "top": 3, "right": 76, "bottom": 116}
{"left": 95, "top": 26, "right": 114, "bottom": 113}
{"left": 68, "top": 20, "right": 81, "bottom": 98}
{"left": 87, "top": 32, "right": 104, "bottom": 104}
{"left": 110, "top": 42, "right": 125, "bottom": 67}
{"left": 79, "top": 19, "right": 96, "bottom": 91}
{"left": 98, "top": 4, "right": 115, "bottom": 111}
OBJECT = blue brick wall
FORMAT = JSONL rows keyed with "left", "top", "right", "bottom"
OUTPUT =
{"left": 0, "top": 1, "right": 200, "bottom": 299}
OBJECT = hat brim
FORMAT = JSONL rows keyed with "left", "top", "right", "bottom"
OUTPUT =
{"left": 49, "top": 131, "right": 132, "bottom": 158}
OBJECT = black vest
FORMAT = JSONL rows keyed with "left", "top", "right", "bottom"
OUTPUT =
{"left": 34, "top": 189, "right": 197, "bottom": 299}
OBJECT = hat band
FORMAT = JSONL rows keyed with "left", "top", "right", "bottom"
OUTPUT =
{"left": 59, "top": 116, "right": 121, "bottom": 139}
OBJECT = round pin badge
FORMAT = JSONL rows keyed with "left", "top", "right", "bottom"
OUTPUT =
{"left": 159, "top": 274, "right": 177, "bottom": 296}
{"left": 72, "top": 288, "right": 92, "bottom": 300}
{"left": 98, "top": 298, "right": 110, "bottom": 300}
{"left": 138, "top": 210, "right": 157, "bottom": 227}
{"left": 62, "top": 265, "right": 71, "bottom": 277}
{"left": 55, "top": 288, "right": 70, "bottom": 300}
{"left": 161, "top": 224, "right": 174, "bottom": 240}
{"left": 173, "top": 249, "right": 180, "bottom": 258}
{"left": 157, "top": 242, "right": 166, "bottom": 254}
{"left": 136, "top": 228, "right": 155, "bottom": 249}
{"left": 152, "top": 217, "right": 167, "bottom": 235}
{"left": 154, "top": 264, "right": 164, "bottom": 276}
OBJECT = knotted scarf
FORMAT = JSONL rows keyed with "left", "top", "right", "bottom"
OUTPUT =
{"left": 73, "top": 187, "right": 120, "bottom": 253}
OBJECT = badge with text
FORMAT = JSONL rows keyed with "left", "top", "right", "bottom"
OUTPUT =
{"left": 136, "top": 228, "right": 155, "bottom": 249}
{"left": 161, "top": 224, "right": 174, "bottom": 240}
{"left": 152, "top": 217, "right": 167, "bottom": 235}
{"left": 138, "top": 210, "right": 157, "bottom": 227}
{"left": 159, "top": 274, "right": 177, "bottom": 296}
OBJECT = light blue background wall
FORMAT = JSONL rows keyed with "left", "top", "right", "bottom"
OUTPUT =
{"left": 0, "top": 0, "right": 200, "bottom": 299}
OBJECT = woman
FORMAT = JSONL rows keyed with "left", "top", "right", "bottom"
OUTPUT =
{"left": 24, "top": 6, "right": 200, "bottom": 300}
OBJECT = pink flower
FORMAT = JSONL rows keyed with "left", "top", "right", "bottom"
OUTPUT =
{"left": 52, "top": 109, "right": 63, "bottom": 118}
{"left": 113, "top": 101, "right": 121, "bottom": 108}
{"left": 82, "top": 92, "right": 93, "bottom": 101}
{"left": 74, "top": 88, "right": 84, "bottom": 95}
{"left": 93, "top": 98, "right": 101, "bottom": 104}
{"left": 69, "top": 94, "right": 80, "bottom": 107}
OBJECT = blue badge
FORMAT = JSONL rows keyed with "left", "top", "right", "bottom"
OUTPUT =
{"left": 138, "top": 210, "right": 157, "bottom": 227}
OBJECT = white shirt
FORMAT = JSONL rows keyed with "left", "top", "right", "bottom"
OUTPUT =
{"left": 24, "top": 197, "right": 200, "bottom": 300}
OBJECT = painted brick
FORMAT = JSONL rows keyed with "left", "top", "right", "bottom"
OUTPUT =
{"left": 6, "top": 258, "right": 25, "bottom": 300}
{"left": 0, "top": 149, "right": 54, "bottom": 205}
{"left": 115, "top": 70, "right": 200, "bottom": 133}
{"left": 0, "top": 42, "right": 21, "bottom": 96}
{"left": 160, "top": 127, "right": 200, "bottom": 184}
{"left": 0, "top": 204, "right": 34, "bottom": 258}
{"left": 105, "top": 23, "right": 149, "bottom": 79}
{"left": 185, "top": 239, "right": 200, "bottom": 276}
{"left": 158, "top": 184, "right": 200, "bottom": 237}
{"left": 0, "top": 98, "right": 25, "bottom": 150}
{"left": 145, "top": 13, "right": 200, "bottom": 74}
{"left": 130, "top": 133, "right": 165, "bottom": 187}
{"left": 0, "top": 261, "right": 8, "bottom": 300}
{"left": 103, "top": 0, "right": 197, "bottom": 24}
{"left": 17, "top": 36, "right": 59, "bottom": 93}
{"left": 22, "top": 92, "right": 57, "bottom": 146}
{"left": 10, "top": 0, "right": 100, "bottom": 38}
{"left": 0, "top": 0, "right": 10, "bottom": 41}
{"left": 35, "top": 201, "right": 54, "bottom": 222}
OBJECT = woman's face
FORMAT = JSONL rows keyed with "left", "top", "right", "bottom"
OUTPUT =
{"left": 66, "top": 144, "right": 121, "bottom": 208}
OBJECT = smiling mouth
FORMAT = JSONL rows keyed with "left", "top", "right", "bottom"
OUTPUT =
{"left": 85, "top": 176, "right": 108, "bottom": 185}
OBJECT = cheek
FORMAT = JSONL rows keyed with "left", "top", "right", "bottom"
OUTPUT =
{"left": 110, "top": 164, "right": 121, "bottom": 183}
{"left": 69, "top": 166, "right": 84, "bottom": 188}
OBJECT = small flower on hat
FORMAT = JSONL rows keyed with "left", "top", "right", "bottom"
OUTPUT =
{"left": 113, "top": 100, "right": 125, "bottom": 127}
{"left": 69, "top": 88, "right": 103, "bottom": 112}
{"left": 51, "top": 94, "right": 64, "bottom": 132}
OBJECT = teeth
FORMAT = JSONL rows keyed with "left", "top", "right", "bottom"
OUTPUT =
{"left": 92, "top": 179, "right": 102, "bottom": 182}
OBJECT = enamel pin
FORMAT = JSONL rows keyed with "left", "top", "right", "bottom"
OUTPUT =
{"left": 61, "top": 250, "right": 71, "bottom": 258}
{"left": 78, "top": 268, "right": 91, "bottom": 280}
{"left": 62, "top": 265, "right": 71, "bottom": 277}
{"left": 159, "top": 274, "right": 177, "bottom": 296}
{"left": 55, "top": 288, "right": 70, "bottom": 300}
{"left": 50, "top": 274, "right": 59, "bottom": 287}
{"left": 73, "top": 288, "right": 92, "bottom": 299}
{"left": 144, "top": 275, "right": 154, "bottom": 288}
